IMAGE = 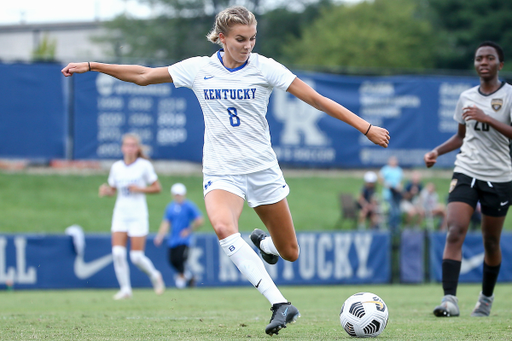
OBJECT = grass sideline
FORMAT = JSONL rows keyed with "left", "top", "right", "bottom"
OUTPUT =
{"left": 2, "top": 170, "right": 512, "bottom": 234}
{"left": 1, "top": 284, "right": 511, "bottom": 340}
{"left": 0, "top": 171, "right": 455, "bottom": 234}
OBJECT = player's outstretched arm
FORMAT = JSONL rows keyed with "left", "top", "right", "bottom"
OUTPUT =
{"left": 61, "top": 62, "right": 173, "bottom": 85}
{"left": 287, "top": 77, "right": 390, "bottom": 148}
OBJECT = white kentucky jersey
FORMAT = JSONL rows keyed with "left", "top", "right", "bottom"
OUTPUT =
{"left": 168, "top": 50, "right": 296, "bottom": 175}
{"left": 108, "top": 158, "right": 158, "bottom": 219}
{"left": 453, "top": 81, "right": 512, "bottom": 182}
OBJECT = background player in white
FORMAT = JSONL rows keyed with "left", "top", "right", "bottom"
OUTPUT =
{"left": 424, "top": 41, "right": 512, "bottom": 317}
{"left": 62, "top": 6, "right": 390, "bottom": 335}
{"left": 99, "top": 133, "right": 165, "bottom": 300}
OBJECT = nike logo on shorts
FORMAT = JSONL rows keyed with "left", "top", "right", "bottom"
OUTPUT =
{"left": 500, "top": 201, "right": 509, "bottom": 206}
{"left": 204, "top": 76, "right": 214, "bottom": 80}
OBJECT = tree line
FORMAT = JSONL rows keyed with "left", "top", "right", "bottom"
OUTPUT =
{"left": 98, "top": 0, "right": 512, "bottom": 73}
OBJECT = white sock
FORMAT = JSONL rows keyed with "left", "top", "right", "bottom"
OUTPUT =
{"left": 219, "top": 233, "right": 286, "bottom": 305}
{"left": 175, "top": 275, "right": 187, "bottom": 289}
{"left": 260, "top": 236, "right": 281, "bottom": 257}
{"left": 129, "top": 250, "right": 159, "bottom": 280}
{"left": 112, "top": 246, "right": 131, "bottom": 293}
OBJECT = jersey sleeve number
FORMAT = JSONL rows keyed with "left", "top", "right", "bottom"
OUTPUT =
{"left": 227, "top": 107, "right": 240, "bottom": 127}
{"left": 474, "top": 122, "right": 489, "bottom": 131}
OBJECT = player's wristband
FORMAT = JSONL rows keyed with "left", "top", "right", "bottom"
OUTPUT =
{"left": 364, "top": 124, "right": 372, "bottom": 135}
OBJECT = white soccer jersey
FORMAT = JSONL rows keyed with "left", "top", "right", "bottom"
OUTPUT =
{"left": 453, "top": 81, "right": 512, "bottom": 182}
{"left": 108, "top": 158, "right": 158, "bottom": 219}
{"left": 168, "top": 50, "right": 297, "bottom": 175}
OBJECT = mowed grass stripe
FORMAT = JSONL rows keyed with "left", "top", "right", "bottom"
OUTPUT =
{"left": 1, "top": 284, "right": 511, "bottom": 340}
{"left": 0, "top": 171, "right": 470, "bottom": 233}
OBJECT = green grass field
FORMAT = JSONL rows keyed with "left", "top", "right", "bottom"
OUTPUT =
{"left": 2, "top": 170, "right": 512, "bottom": 340}
{"left": 2, "top": 170, "right": 512, "bottom": 234}
{"left": 1, "top": 284, "right": 511, "bottom": 340}
{"left": 0, "top": 170, "right": 473, "bottom": 234}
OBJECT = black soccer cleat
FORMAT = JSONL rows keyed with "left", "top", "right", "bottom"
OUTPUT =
{"left": 265, "top": 302, "right": 300, "bottom": 336}
{"left": 250, "top": 229, "right": 279, "bottom": 265}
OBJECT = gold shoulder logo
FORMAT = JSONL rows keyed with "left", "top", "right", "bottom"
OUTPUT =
{"left": 491, "top": 98, "right": 503, "bottom": 111}
{"left": 449, "top": 179, "right": 458, "bottom": 193}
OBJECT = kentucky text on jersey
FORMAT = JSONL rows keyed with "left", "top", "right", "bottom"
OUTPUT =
{"left": 203, "top": 88, "right": 256, "bottom": 100}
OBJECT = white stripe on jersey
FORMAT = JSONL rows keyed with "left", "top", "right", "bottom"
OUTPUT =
{"left": 453, "top": 82, "right": 512, "bottom": 182}
{"left": 108, "top": 158, "right": 158, "bottom": 219}
{"left": 168, "top": 51, "right": 296, "bottom": 175}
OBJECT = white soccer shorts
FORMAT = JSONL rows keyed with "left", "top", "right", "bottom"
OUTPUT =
{"left": 111, "top": 216, "right": 149, "bottom": 237}
{"left": 203, "top": 163, "right": 290, "bottom": 208}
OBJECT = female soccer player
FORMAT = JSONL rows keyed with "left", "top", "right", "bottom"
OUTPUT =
{"left": 62, "top": 6, "right": 389, "bottom": 334}
{"left": 99, "top": 133, "right": 165, "bottom": 300}
{"left": 424, "top": 41, "right": 512, "bottom": 317}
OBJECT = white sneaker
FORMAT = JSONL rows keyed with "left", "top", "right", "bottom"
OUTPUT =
{"left": 151, "top": 271, "right": 165, "bottom": 295}
{"left": 113, "top": 290, "right": 132, "bottom": 300}
{"left": 175, "top": 275, "right": 187, "bottom": 289}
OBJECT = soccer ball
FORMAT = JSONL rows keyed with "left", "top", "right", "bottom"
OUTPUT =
{"left": 339, "top": 292, "right": 389, "bottom": 338}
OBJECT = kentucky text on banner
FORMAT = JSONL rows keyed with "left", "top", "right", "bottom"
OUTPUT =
{"left": 0, "top": 232, "right": 390, "bottom": 289}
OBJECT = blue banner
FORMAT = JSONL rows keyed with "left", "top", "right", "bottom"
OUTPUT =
{"left": 269, "top": 73, "right": 479, "bottom": 168}
{"left": 400, "top": 229, "right": 424, "bottom": 283}
{"left": 0, "top": 63, "right": 66, "bottom": 159}
{"left": 0, "top": 62, "right": 482, "bottom": 167}
{"left": 429, "top": 232, "right": 512, "bottom": 282}
{"left": 71, "top": 68, "right": 480, "bottom": 168}
{"left": 73, "top": 73, "right": 204, "bottom": 160}
{"left": 0, "top": 232, "right": 390, "bottom": 289}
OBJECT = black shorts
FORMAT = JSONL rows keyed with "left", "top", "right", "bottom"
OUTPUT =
{"left": 448, "top": 172, "right": 512, "bottom": 217}
{"left": 168, "top": 244, "right": 189, "bottom": 274}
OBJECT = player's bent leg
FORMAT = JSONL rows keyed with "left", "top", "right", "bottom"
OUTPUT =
{"left": 442, "top": 202, "right": 473, "bottom": 260}
{"left": 130, "top": 236, "right": 165, "bottom": 295}
{"left": 130, "top": 250, "right": 165, "bottom": 294}
{"left": 253, "top": 198, "right": 299, "bottom": 262}
{"left": 204, "top": 189, "right": 244, "bottom": 239}
{"left": 481, "top": 214, "right": 505, "bottom": 265}
{"left": 220, "top": 233, "right": 299, "bottom": 335}
{"left": 207, "top": 189, "right": 300, "bottom": 335}
{"left": 220, "top": 233, "right": 286, "bottom": 302}
{"left": 250, "top": 228, "right": 279, "bottom": 265}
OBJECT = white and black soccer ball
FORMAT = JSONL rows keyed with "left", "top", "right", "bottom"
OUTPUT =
{"left": 339, "top": 292, "right": 389, "bottom": 338}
